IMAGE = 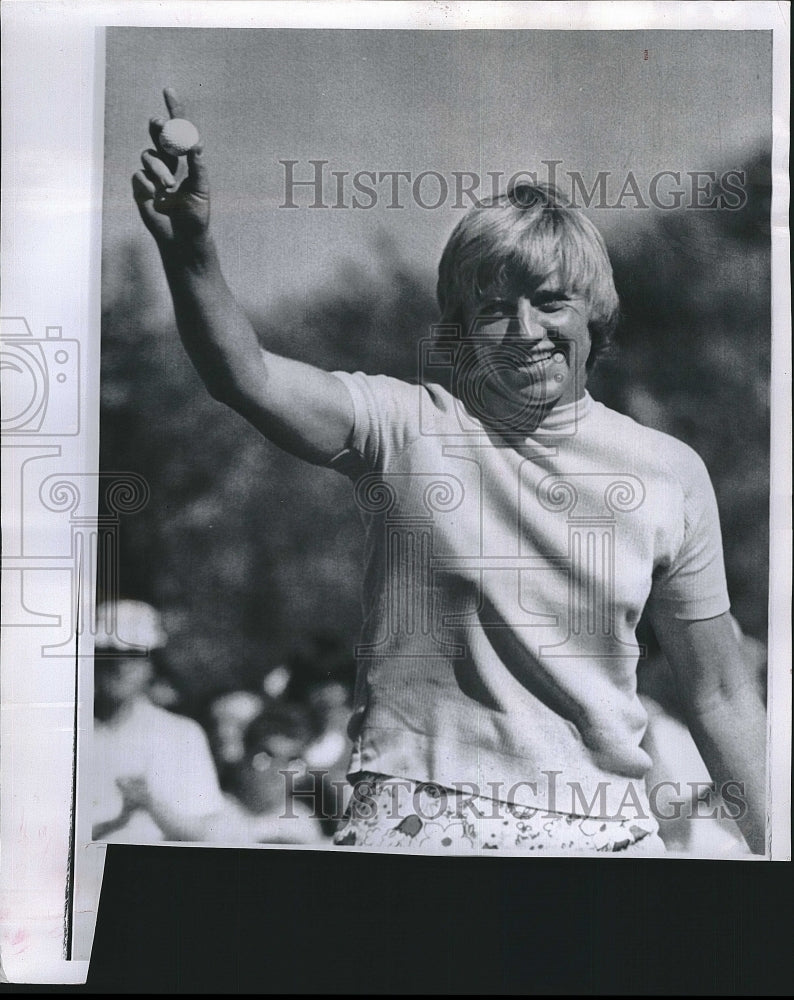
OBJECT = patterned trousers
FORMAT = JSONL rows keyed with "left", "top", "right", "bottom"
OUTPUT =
{"left": 333, "top": 773, "right": 664, "bottom": 855}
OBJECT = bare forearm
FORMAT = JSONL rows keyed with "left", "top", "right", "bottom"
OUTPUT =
{"left": 159, "top": 235, "right": 264, "bottom": 406}
{"left": 685, "top": 687, "right": 767, "bottom": 854}
{"left": 154, "top": 803, "right": 322, "bottom": 844}
{"left": 652, "top": 611, "right": 768, "bottom": 855}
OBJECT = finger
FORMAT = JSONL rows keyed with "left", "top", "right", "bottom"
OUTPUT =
{"left": 140, "top": 166, "right": 174, "bottom": 212}
{"left": 141, "top": 149, "right": 177, "bottom": 190}
{"left": 148, "top": 116, "right": 166, "bottom": 145}
{"left": 132, "top": 172, "right": 171, "bottom": 237}
{"left": 148, "top": 117, "right": 179, "bottom": 173}
{"left": 149, "top": 118, "right": 178, "bottom": 177}
{"left": 132, "top": 170, "right": 168, "bottom": 220}
{"left": 132, "top": 170, "right": 156, "bottom": 205}
{"left": 140, "top": 153, "right": 175, "bottom": 192}
{"left": 163, "top": 86, "right": 186, "bottom": 119}
{"left": 185, "top": 144, "right": 209, "bottom": 195}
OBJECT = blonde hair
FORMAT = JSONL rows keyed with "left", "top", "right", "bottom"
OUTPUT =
{"left": 436, "top": 183, "right": 619, "bottom": 368}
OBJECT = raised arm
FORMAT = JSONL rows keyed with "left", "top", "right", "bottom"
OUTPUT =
{"left": 131, "top": 89, "right": 354, "bottom": 465}
{"left": 649, "top": 608, "right": 767, "bottom": 855}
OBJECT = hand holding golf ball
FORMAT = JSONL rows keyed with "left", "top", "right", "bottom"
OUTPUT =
{"left": 159, "top": 117, "right": 201, "bottom": 157}
{"left": 132, "top": 88, "right": 210, "bottom": 247}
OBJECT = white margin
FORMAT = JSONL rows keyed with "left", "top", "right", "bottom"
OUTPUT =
{"left": 1, "top": 0, "right": 790, "bottom": 986}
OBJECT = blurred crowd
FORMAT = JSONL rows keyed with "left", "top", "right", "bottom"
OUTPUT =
{"left": 92, "top": 601, "right": 354, "bottom": 846}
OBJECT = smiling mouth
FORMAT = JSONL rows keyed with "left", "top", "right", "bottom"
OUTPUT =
{"left": 515, "top": 349, "right": 566, "bottom": 371}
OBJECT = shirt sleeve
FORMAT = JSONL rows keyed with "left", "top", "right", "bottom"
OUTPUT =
{"left": 146, "top": 714, "right": 226, "bottom": 820}
{"left": 328, "top": 371, "right": 428, "bottom": 474}
{"left": 649, "top": 449, "right": 731, "bottom": 621}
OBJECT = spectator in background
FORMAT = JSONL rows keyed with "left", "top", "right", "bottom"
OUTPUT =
{"left": 92, "top": 599, "right": 230, "bottom": 843}
{"left": 284, "top": 633, "right": 354, "bottom": 769}
{"left": 262, "top": 663, "right": 291, "bottom": 699}
{"left": 205, "top": 689, "right": 265, "bottom": 790}
{"left": 284, "top": 631, "right": 356, "bottom": 834}
{"left": 92, "top": 600, "right": 321, "bottom": 845}
{"left": 229, "top": 699, "right": 325, "bottom": 843}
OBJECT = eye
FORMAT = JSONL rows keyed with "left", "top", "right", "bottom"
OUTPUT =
{"left": 478, "top": 299, "right": 516, "bottom": 318}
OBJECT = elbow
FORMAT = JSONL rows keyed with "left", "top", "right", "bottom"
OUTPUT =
{"left": 205, "top": 379, "right": 233, "bottom": 405}
{"left": 204, "top": 371, "right": 246, "bottom": 409}
{"left": 202, "top": 356, "right": 265, "bottom": 412}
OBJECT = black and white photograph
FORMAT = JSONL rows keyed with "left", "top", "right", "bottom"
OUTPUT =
{"left": 96, "top": 26, "right": 774, "bottom": 857}
{"left": 1, "top": 1, "right": 791, "bottom": 990}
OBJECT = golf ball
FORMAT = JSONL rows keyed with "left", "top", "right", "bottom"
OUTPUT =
{"left": 159, "top": 118, "right": 200, "bottom": 156}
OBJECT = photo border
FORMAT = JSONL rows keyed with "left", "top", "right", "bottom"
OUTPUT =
{"left": 1, "top": 1, "right": 790, "bottom": 986}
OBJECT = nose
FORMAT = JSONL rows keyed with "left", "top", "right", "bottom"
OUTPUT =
{"left": 515, "top": 297, "right": 549, "bottom": 341}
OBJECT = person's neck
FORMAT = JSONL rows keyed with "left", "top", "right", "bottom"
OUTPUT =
{"left": 482, "top": 388, "right": 591, "bottom": 440}
{"left": 530, "top": 389, "right": 592, "bottom": 432}
{"left": 96, "top": 695, "right": 145, "bottom": 727}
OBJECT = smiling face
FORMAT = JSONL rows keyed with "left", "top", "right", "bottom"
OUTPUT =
{"left": 458, "top": 272, "right": 591, "bottom": 431}
{"left": 436, "top": 184, "right": 620, "bottom": 432}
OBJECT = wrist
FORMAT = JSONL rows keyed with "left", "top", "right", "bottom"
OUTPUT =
{"left": 160, "top": 231, "right": 219, "bottom": 276}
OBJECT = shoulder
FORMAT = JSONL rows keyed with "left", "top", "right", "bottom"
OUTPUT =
{"left": 333, "top": 370, "right": 455, "bottom": 413}
{"left": 330, "top": 370, "right": 464, "bottom": 470}
{"left": 590, "top": 399, "right": 711, "bottom": 489}
{"left": 135, "top": 700, "right": 208, "bottom": 743}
